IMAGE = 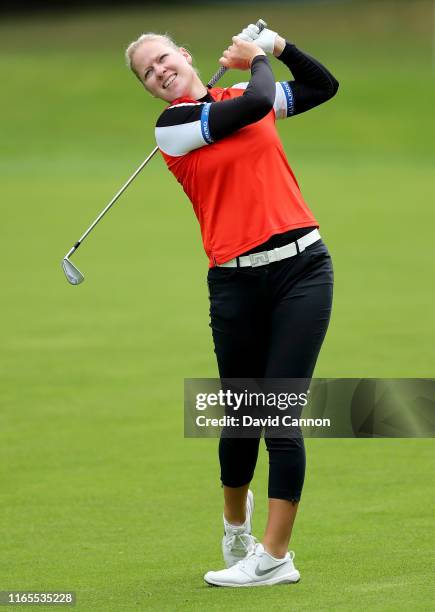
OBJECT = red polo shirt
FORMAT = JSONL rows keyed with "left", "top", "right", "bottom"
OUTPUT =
{"left": 158, "top": 86, "right": 319, "bottom": 266}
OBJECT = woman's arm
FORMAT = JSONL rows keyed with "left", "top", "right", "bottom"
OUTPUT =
{"left": 155, "top": 38, "right": 277, "bottom": 156}
{"left": 238, "top": 26, "right": 339, "bottom": 116}
{"left": 276, "top": 39, "right": 339, "bottom": 115}
{"left": 208, "top": 54, "right": 276, "bottom": 140}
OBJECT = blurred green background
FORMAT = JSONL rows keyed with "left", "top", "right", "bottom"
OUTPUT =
{"left": 1, "top": 1, "right": 434, "bottom": 610}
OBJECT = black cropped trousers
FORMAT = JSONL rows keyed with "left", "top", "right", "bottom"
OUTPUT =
{"left": 207, "top": 237, "right": 334, "bottom": 502}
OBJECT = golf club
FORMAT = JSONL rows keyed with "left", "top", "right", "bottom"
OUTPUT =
{"left": 61, "top": 19, "right": 267, "bottom": 285}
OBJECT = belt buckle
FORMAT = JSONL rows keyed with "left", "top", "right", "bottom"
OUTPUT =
{"left": 249, "top": 251, "right": 269, "bottom": 267}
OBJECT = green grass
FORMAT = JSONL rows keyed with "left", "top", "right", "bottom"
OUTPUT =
{"left": 1, "top": 1, "right": 434, "bottom": 610}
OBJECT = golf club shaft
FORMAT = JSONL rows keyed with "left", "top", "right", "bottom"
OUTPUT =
{"left": 65, "top": 146, "right": 159, "bottom": 259}
{"left": 64, "top": 18, "right": 267, "bottom": 260}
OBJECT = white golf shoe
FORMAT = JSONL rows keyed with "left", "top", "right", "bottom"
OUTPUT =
{"left": 205, "top": 542, "right": 300, "bottom": 587}
{"left": 222, "top": 489, "right": 256, "bottom": 568}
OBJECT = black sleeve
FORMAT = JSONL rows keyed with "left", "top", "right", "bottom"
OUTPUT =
{"left": 207, "top": 55, "right": 276, "bottom": 141}
{"left": 277, "top": 42, "right": 339, "bottom": 115}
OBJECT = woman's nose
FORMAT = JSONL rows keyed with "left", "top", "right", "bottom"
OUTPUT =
{"left": 155, "top": 64, "right": 166, "bottom": 78}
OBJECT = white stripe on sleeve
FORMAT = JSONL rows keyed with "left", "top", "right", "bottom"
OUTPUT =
{"left": 155, "top": 121, "right": 206, "bottom": 157}
{"left": 155, "top": 103, "right": 213, "bottom": 157}
{"left": 274, "top": 82, "right": 295, "bottom": 119}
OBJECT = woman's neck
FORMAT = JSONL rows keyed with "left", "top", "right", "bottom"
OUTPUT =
{"left": 190, "top": 75, "right": 208, "bottom": 100}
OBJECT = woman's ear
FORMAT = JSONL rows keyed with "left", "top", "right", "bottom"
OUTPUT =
{"left": 179, "top": 47, "right": 193, "bottom": 64}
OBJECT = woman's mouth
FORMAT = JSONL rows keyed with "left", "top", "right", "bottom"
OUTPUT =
{"left": 162, "top": 74, "right": 177, "bottom": 89}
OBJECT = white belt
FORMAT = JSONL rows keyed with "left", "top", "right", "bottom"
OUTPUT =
{"left": 217, "top": 229, "right": 321, "bottom": 268}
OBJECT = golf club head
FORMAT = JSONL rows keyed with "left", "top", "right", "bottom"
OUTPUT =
{"left": 62, "top": 258, "right": 84, "bottom": 285}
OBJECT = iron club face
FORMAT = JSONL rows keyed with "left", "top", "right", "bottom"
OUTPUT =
{"left": 62, "top": 258, "right": 84, "bottom": 285}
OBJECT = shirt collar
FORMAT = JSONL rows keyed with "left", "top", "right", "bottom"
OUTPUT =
{"left": 198, "top": 90, "right": 215, "bottom": 103}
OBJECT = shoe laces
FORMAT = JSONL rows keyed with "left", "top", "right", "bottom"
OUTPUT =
{"left": 224, "top": 531, "right": 257, "bottom": 554}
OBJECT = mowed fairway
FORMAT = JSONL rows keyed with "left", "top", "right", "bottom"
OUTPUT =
{"left": 1, "top": 2, "right": 434, "bottom": 610}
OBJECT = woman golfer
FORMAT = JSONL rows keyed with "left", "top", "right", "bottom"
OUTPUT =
{"left": 126, "top": 23, "right": 338, "bottom": 587}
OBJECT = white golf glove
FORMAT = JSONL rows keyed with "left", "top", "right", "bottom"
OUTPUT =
{"left": 237, "top": 23, "right": 278, "bottom": 54}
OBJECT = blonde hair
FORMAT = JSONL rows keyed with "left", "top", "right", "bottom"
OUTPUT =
{"left": 125, "top": 32, "right": 199, "bottom": 83}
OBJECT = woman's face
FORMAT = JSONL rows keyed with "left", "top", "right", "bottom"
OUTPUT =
{"left": 133, "top": 39, "right": 196, "bottom": 102}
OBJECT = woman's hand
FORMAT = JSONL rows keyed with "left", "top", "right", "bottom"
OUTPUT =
{"left": 219, "top": 37, "right": 266, "bottom": 71}
{"left": 237, "top": 24, "right": 286, "bottom": 57}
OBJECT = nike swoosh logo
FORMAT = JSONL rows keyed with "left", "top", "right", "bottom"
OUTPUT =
{"left": 254, "top": 561, "right": 287, "bottom": 577}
